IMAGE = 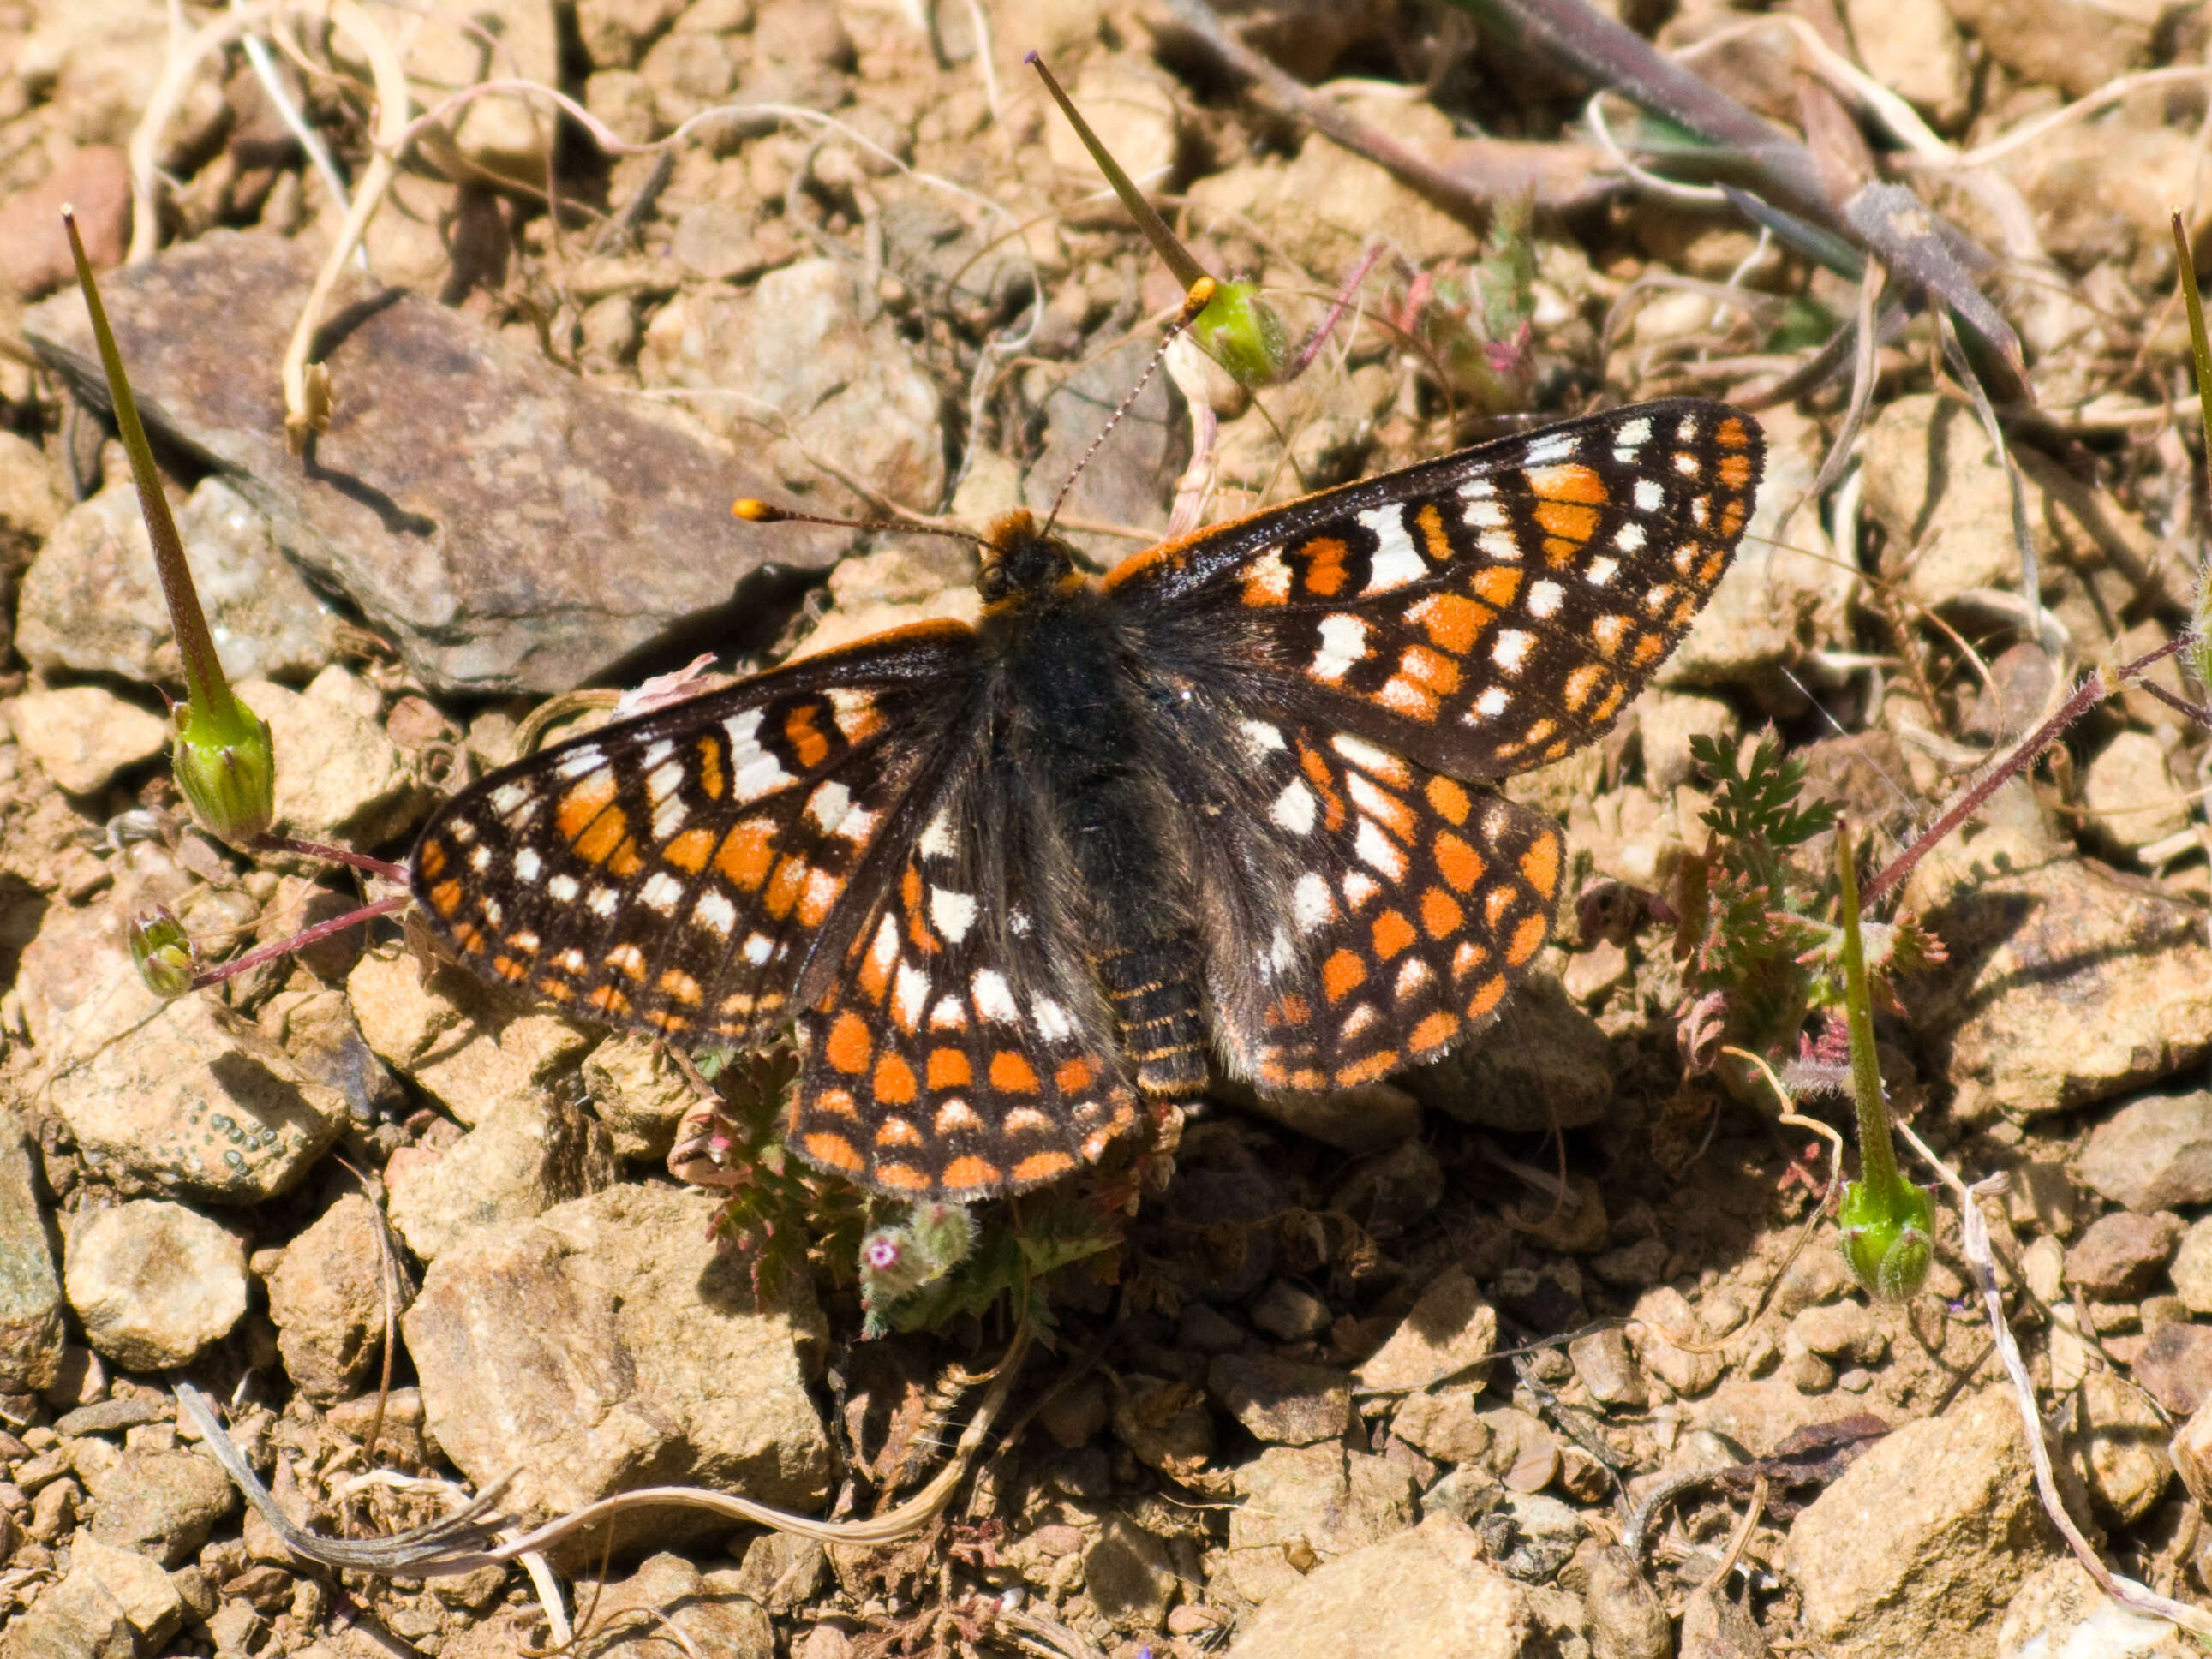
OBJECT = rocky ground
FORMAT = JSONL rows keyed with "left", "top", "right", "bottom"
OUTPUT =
{"left": 2, "top": 0, "right": 2212, "bottom": 1655}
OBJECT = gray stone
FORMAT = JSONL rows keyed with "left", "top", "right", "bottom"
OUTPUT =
{"left": 23, "top": 232, "right": 847, "bottom": 696}
{"left": 0, "top": 1117, "right": 63, "bottom": 1393}
{"left": 1225, "top": 1513, "right": 1528, "bottom": 1658}
{"left": 1842, "top": 0, "right": 1970, "bottom": 127}
{"left": 580, "top": 1035, "right": 693, "bottom": 1161}
{"left": 1492, "top": 1491, "right": 1583, "bottom": 1582}
{"left": 402, "top": 1182, "right": 830, "bottom": 1541}
{"left": 74, "top": 1440, "right": 238, "bottom": 1567}
{"left": 0, "top": 1557, "right": 136, "bottom": 1659}
{"left": 1785, "top": 1387, "right": 2056, "bottom": 1659}
{"left": 1223, "top": 1443, "right": 1418, "bottom": 1608}
{"left": 1942, "top": 0, "right": 2154, "bottom": 98}
{"left": 1629, "top": 1286, "right": 1723, "bottom": 1397}
{"left": 2064, "top": 1210, "right": 2184, "bottom": 1300}
{"left": 2065, "top": 1369, "right": 2169, "bottom": 1526}
{"left": 1085, "top": 1513, "right": 1178, "bottom": 1632}
{"left": 2169, "top": 1217, "right": 2212, "bottom": 1314}
{"left": 1567, "top": 1328, "right": 1647, "bottom": 1409}
{"left": 48, "top": 994, "right": 350, "bottom": 1204}
{"left": 63, "top": 1202, "right": 248, "bottom": 1370}
{"left": 1789, "top": 1302, "right": 1888, "bottom": 1365}
{"left": 2079, "top": 1091, "right": 2212, "bottom": 1214}
{"left": 1354, "top": 1268, "right": 1498, "bottom": 1394}
{"left": 61, "top": 1535, "right": 183, "bottom": 1650}
{"left": 266, "top": 1194, "right": 392, "bottom": 1404}
{"left": 385, "top": 1090, "right": 618, "bottom": 1265}
{"left": 1329, "top": 1139, "right": 1445, "bottom": 1238}
{"left": 1248, "top": 1279, "right": 1331, "bottom": 1342}
{"left": 236, "top": 668, "right": 429, "bottom": 849}
{"left": 639, "top": 258, "right": 946, "bottom": 516}
{"left": 1208, "top": 1355, "right": 1351, "bottom": 1446}
{"left": 1995, "top": 1559, "right": 2196, "bottom": 1658}
{"left": 15, "top": 474, "right": 339, "bottom": 687}
{"left": 1019, "top": 337, "right": 1176, "bottom": 568}
{"left": 2131, "top": 1322, "right": 2212, "bottom": 1416}
{"left": 348, "top": 949, "right": 595, "bottom": 1129}
{"left": 2082, "top": 731, "right": 2191, "bottom": 862}
{"left": 1402, "top": 976, "right": 1613, "bottom": 1132}
{"left": 1391, "top": 1391, "right": 1492, "bottom": 1466}
{"left": 0, "top": 686, "right": 169, "bottom": 797}
{"left": 1583, "top": 1544, "right": 1670, "bottom": 1659}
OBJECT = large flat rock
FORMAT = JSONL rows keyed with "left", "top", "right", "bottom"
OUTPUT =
{"left": 24, "top": 232, "right": 849, "bottom": 695}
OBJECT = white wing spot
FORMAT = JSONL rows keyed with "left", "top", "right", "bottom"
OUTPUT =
{"left": 1634, "top": 480, "right": 1665, "bottom": 512}
{"left": 1676, "top": 413, "right": 1701, "bottom": 440}
{"left": 1475, "top": 686, "right": 1510, "bottom": 719}
{"left": 1614, "top": 522, "right": 1646, "bottom": 553}
{"left": 1354, "top": 818, "right": 1408, "bottom": 881}
{"left": 1294, "top": 872, "right": 1333, "bottom": 933}
{"left": 1267, "top": 927, "right": 1294, "bottom": 972}
{"left": 894, "top": 964, "right": 930, "bottom": 1028}
{"left": 694, "top": 891, "right": 736, "bottom": 935}
{"left": 1463, "top": 498, "right": 1508, "bottom": 530}
{"left": 1527, "top": 579, "right": 1564, "bottom": 618}
{"left": 1331, "top": 733, "right": 1393, "bottom": 774}
{"left": 1584, "top": 556, "right": 1619, "bottom": 587}
{"left": 640, "top": 871, "right": 685, "bottom": 915}
{"left": 1312, "top": 614, "right": 1368, "bottom": 683}
{"left": 973, "top": 970, "right": 1019, "bottom": 1022}
{"left": 806, "top": 780, "right": 852, "bottom": 831}
{"left": 930, "top": 994, "right": 967, "bottom": 1029}
{"left": 514, "top": 847, "right": 542, "bottom": 882}
{"left": 1673, "top": 451, "right": 1701, "bottom": 477}
{"left": 1478, "top": 529, "right": 1521, "bottom": 562}
{"left": 469, "top": 844, "right": 493, "bottom": 873}
{"left": 1270, "top": 779, "right": 1318, "bottom": 835}
{"left": 1239, "top": 719, "right": 1288, "bottom": 761}
{"left": 587, "top": 886, "right": 619, "bottom": 917}
{"left": 1343, "top": 869, "right": 1382, "bottom": 910}
{"left": 651, "top": 792, "right": 688, "bottom": 841}
{"left": 548, "top": 874, "right": 580, "bottom": 902}
{"left": 554, "top": 745, "right": 606, "bottom": 779}
{"left": 869, "top": 913, "right": 898, "bottom": 970}
{"left": 1245, "top": 548, "right": 1293, "bottom": 602}
{"left": 1615, "top": 415, "right": 1653, "bottom": 448}
{"left": 919, "top": 808, "right": 957, "bottom": 860}
{"left": 1358, "top": 506, "right": 1427, "bottom": 592}
{"left": 1522, "top": 431, "right": 1580, "bottom": 465}
{"left": 744, "top": 932, "right": 774, "bottom": 965}
{"left": 490, "top": 782, "right": 531, "bottom": 817}
{"left": 930, "top": 887, "right": 978, "bottom": 943}
{"left": 1396, "top": 958, "right": 1434, "bottom": 1000}
{"left": 1493, "top": 630, "right": 1534, "bottom": 673}
{"left": 1034, "top": 998, "right": 1073, "bottom": 1042}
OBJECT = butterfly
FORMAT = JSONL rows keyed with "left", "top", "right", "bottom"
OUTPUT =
{"left": 410, "top": 398, "right": 1764, "bottom": 1199}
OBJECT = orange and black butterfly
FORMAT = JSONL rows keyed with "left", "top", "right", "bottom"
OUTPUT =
{"left": 412, "top": 399, "right": 1764, "bottom": 1199}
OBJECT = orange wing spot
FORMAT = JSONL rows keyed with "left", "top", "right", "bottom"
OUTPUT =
{"left": 1408, "top": 592, "right": 1491, "bottom": 653}
{"left": 1485, "top": 886, "right": 1517, "bottom": 929}
{"left": 1268, "top": 994, "right": 1312, "bottom": 1027}
{"left": 587, "top": 984, "right": 633, "bottom": 1017}
{"left": 1055, "top": 1057, "right": 1096, "bottom": 1092}
{"left": 1467, "top": 976, "right": 1508, "bottom": 1018}
{"left": 1633, "top": 631, "right": 1667, "bottom": 666}
{"left": 1300, "top": 744, "right": 1348, "bottom": 832}
{"left": 573, "top": 805, "right": 630, "bottom": 867}
{"left": 834, "top": 695, "right": 885, "bottom": 745}
{"left": 927, "top": 1048, "right": 971, "bottom": 1089}
{"left": 783, "top": 702, "right": 833, "bottom": 770}
{"left": 610, "top": 837, "right": 647, "bottom": 879}
{"left": 764, "top": 854, "right": 810, "bottom": 920}
{"left": 1719, "top": 451, "right": 1754, "bottom": 489}
{"left": 449, "top": 921, "right": 485, "bottom": 953}
{"left": 1426, "top": 775, "right": 1472, "bottom": 825}
{"left": 1471, "top": 567, "right": 1522, "bottom": 607}
{"left": 644, "top": 1010, "right": 692, "bottom": 1035}
{"left": 1436, "top": 831, "right": 1485, "bottom": 892}
{"left": 810, "top": 1088, "right": 861, "bottom": 1120}
{"left": 1591, "top": 615, "right": 1632, "bottom": 659}
{"left": 1401, "top": 645, "right": 1462, "bottom": 694}
{"left": 1415, "top": 502, "right": 1452, "bottom": 561}
{"left": 1533, "top": 499, "right": 1600, "bottom": 545}
{"left": 1718, "top": 502, "right": 1745, "bottom": 538}
{"left": 1322, "top": 950, "right": 1367, "bottom": 1002}
{"left": 491, "top": 955, "right": 527, "bottom": 982}
{"left": 1508, "top": 914, "right": 1549, "bottom": 966}
{"left": 556, "top": 771, "right": 619, "bottom": 842}
{"left": 1372, "top": 910, "right": 1416, "bottom": 959}
{"left": 1527, "top": 461, "right": 1607, "bottom": 504}
{"left": 1336, "top": 1051, "right": 1399, "bottom": 1086}
{"left": 942, "top": 1155, "right": 1002, "bottom": 1192}
{"left": 1562, "top": 664, "right": 1606, "bottom": 713}
{"left": 663, "top": 827, "right": 715, "bottom": 874}
{"left": 535, "top": 977, "right": 575, "bottom": 1002}
{"left": 858, "top": 946, "right": 893, "bottom": 1003}
{"left": 1004, "top": 1106, "right": 1055, "bottom": 1137}
{"left": 1543, "top": 538, "right": 1581, "bottom": 567}
{"left": 658, "top": 969, "right": 704, "bottom": 1006}
{"left": 1410, "top": 1011, "right": 1458, "bottom": 1052}
{"left": 872, "top": 1052, "right": 918, "bottom": 1106}
{"left": 418, "top": 840, "right": 447, "bottom": 879}
{"left": 427, "top": 877, "right": 463, "bottom": 917}
{"left": 714, "top": 818, "right": 776, "bottom": 890}
{"left": 606, "top": 943, "right": 648, "bottom": 981}
{"left": 1700, "top": 550, "right": 1729, "bottom": 583}
{"left": 1420, "top": 887, "right": 1464, "bottom": 938}
{"left": 798, "top": 867, "right": 841, "bottom": 928}
{"left": 826, "top": 1010, "right": 873, "bottom": 1074}
{"left": 875, "top": 1116, "right": 924, "bottom": 1148}
{"left": 1717, "top": 415, "right": 1750, "bottom": 447}
{"left": 804, "top": 1132, "right": 866, "bottom": 1173}
{"left": 1366, "top": 788, "right": 1418, "bottom": 842}
{"left": 1298, "top": 536, "right": 1352, "bottom": 597}
{"left": 989, "top": 1051, "right": 1039, "bottom": 1093}
{"left": 696, "top": 736, "right": 724, "bottom": 799}
{"left": 1013, "top": 1151, "right": 1077, "bottom": 1184}
{"left": 1592, "top": 684, "right": 1626, "bottom": 724}
{"left": 873, "top": 1161, "right": 932, "bottom": 1191}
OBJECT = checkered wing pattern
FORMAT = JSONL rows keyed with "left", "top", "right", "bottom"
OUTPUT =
{"left": 788, "top": 785, "right": 1142, "bottom": 1198}
{"left": 1168, "top": 710, "right": 1566, "bottom": 1092}
{"left": 1107, "top": 399, "right": 1762, "bottom": 779}
{"left": 412, "top": 624, "right": 977, "bottom": 1045}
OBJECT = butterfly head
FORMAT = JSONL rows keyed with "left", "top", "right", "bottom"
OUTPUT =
{"left": 977, "top": 510, "right": 1079, "bottom": 609}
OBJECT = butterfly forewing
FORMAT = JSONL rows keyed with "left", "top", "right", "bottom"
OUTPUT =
{"left": 412, "top": 624, "right": 977, "bottom": 1045}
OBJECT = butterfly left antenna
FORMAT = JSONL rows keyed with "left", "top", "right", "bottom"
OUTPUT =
{"left": 732, "top": 499, "right": 994, "bottom": 552}
{"left": 1039, "top": 278, "right": 1217, "bottom": 540}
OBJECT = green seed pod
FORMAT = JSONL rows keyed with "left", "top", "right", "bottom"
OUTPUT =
{"left": 1192, "top": 281, "right": 1293, "bottom": 389}
{"left": 172, "top": 696, "right": 275, "bottom": 845}
{"left": 128, "top": 906, "right": 196, "bottom": 999}
{"left": 1838, "top": 1177, "right": 1935, "bottom": 1303}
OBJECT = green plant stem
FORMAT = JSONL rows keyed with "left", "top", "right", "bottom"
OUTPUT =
{"left": 62, "top": 210, "right": 236, "bottom": 725}
{"left": 2173, "top": 213, "right": 2212, "bottom": 474}
{"left": 1026, "top": 52, "right": 1207, "bottom": 289}
{"left": 1836, "top": 823, "right": 1900, "bottom": 1202}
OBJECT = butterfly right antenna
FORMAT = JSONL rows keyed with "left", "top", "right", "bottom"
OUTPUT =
{"left": 1040, "top": 277, "right": 1217, "bottom": 541}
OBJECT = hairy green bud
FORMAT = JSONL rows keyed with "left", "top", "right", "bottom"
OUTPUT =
{"left": 128, "top": 906, "right": 196, "bottom": 999}
{"left": 172, "top": 695, "right": 275, "bottom": 844}
{"left": 1839, "top": 1177, "right": 1934, "bottom": 1303}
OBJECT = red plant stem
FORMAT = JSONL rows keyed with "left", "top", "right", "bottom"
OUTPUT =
{"left": 189, "top": 893, "right": 410, "bottom": 990}
{"left": 1862, "top": 636, "right": 2189, "bottom": 908}
{"left": 251, "top": 833, "right": 410, "bottom": 884}
{"left": 2131, "top": 677, "right": 2212, "bottom": 728}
